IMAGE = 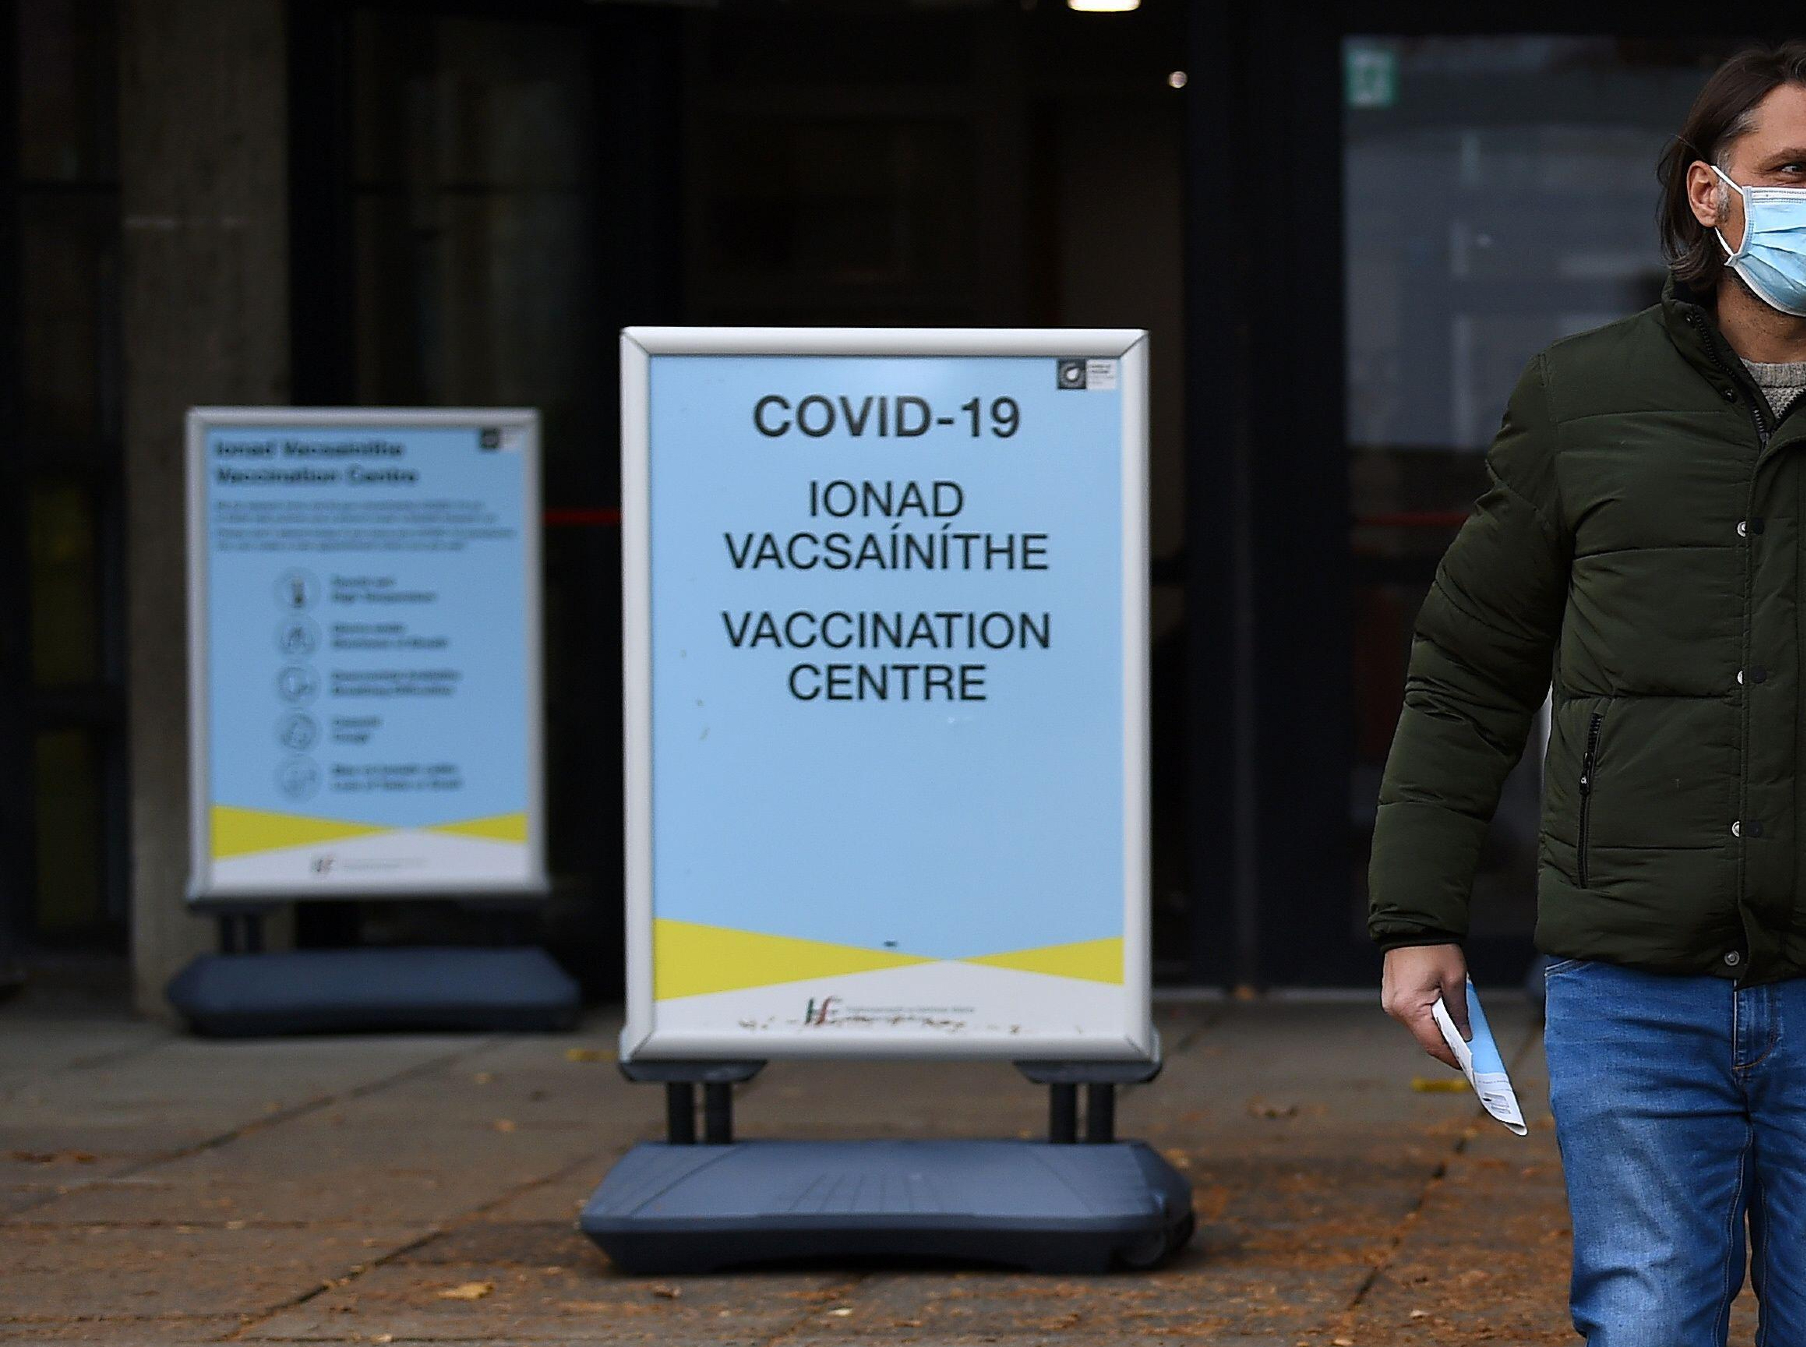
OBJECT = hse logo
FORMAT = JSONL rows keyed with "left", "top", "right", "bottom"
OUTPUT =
{"left": 803, "top": 996, "right": 839, "bottom": 1026}
{"left": 1057, "top": 358, "right": 1119, "bottom": 391}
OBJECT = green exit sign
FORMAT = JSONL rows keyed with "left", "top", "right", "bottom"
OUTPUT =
{"left": 1345, "top": 44, "right": 1398, "bottom": 110}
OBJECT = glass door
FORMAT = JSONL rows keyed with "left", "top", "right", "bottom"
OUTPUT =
{"left": 1343, "top": 36, "right": 1740, "bottom": 978}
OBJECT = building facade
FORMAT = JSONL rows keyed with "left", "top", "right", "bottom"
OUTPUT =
{"left": 0, "top": 0, "right": 1773, "bottom": 1006}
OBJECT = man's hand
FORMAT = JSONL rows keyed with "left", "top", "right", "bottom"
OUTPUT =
{"left": 1381, "top": 943, "right": 1469, "bottom": 1069}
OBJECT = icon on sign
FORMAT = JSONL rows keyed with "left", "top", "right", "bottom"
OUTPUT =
{"left": 277, "top": 712, "right": 319, "bottom": 752}
{"left": 276, "top": 569, "right": 319, "bottom": 610}
{"left": 276, "top": 756, "right": 320, "bottom": 800}
{"left": 1056, "top": 358, "right": 1087, "bottom": 390}
{"left": 479, "top": 427, "right": 501, "bottom": 450}
{"left": 277, "top": 665, "right": 319, "bottom": 705}
{"left": 276, "top": 616, "right": 320, "bottom": 658}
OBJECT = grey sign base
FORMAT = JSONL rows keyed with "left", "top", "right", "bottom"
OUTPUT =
{"left": 580, "top": 1137, "right": 1194, "bottom": 1274}
{"left": 165, "top": 946, "right": 580, "bottom": 1037}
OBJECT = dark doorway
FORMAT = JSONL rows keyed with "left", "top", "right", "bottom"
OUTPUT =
{"left": 290, "top": 0, "right": 1191, "bottom": 994}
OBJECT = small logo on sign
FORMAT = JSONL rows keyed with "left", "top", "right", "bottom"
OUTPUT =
{"left": 479, "top": 427, "right": 501, "bottom": 450}
{"left": 803, "top": 996, "right": 838, "bottom": 1026}
{"left": 1057, "top": 358, "right": 1118, "bottom": 391}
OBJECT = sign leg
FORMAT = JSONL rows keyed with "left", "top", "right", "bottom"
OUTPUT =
{"left": 665, "top": 1082, "right": 696, "bottom": 1144}
{"left": 1084, "top": 1082, "right": 1115, "bottom": 1144}
{"left": 703, "top": 1082, "right": 733, "bottom": 1144}
{"left": 1049, "top": 1083, "right": 1078, "bottom": 1143}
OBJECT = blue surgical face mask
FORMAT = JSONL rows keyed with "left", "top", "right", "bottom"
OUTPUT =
{"left": 1713, "top": 164, "right": 1806, "bottom": 318}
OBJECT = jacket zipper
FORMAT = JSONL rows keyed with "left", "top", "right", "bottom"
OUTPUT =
{"left": 1688, "top": 309, "right": 1773, "bottom": 448}
{"left": 1578, "top": 710, "right": 1603, "bottom": 887}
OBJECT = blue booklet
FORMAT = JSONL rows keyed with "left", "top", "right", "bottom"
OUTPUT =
{"left": 1431, "top": 978, "right": 1526, "bottom": 1136}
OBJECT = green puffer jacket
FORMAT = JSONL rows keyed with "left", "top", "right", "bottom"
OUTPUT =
{"left": 1369, "top": 277, "right": 1806, "bottom": 984}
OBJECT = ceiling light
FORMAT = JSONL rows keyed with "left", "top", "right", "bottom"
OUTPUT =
{"left": 1068, "top": 0, "right": 1140, "bottom": 11}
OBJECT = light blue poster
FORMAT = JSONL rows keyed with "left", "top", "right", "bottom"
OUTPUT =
{"left": 623, "top": 333, "right": 1150, "bottom": 1059}
{"left": 187, "top": 410, "right": 544, "bottom": 899}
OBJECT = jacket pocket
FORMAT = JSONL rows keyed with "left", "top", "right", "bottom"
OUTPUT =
{"left": 1577, "top": 708, "right": 1604, "bottom": 888}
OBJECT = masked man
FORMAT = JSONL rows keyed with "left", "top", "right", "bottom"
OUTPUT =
{"left": 1371, "top": 43, "right": 1806, "bottom": 1346}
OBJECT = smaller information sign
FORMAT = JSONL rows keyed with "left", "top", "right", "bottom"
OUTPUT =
{"left": 186, "top": 408, "right": 545, "bottom": 901}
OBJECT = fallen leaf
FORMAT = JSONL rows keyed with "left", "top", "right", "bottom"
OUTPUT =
{"left": 472, "top": 1072, "right": 494, "bottom": 1085}
{"left": 651, "top": 1284, "right": 682, "bottom": 1300}
{"left": 1334, "top": 1339, "right": 1355, "bottom": 1346}
{"left": 493, "top": 1119, "right": 516, "bottom": 1133}
{"left": 828, "top": 1307, "right": 853, "bottom": 1317}
{"left": 1248, "top": 1100, "right": 1299, "bottom": 1119}
{"left": 8, "top": 1150, "right": 97, "bottom": 1165}
{"left": 1410, "top": 1309, "right": 1429, "bottom": 1319}
{"left": 437, "top": 1282, "right": 494, "bottom": 1301}
{"left": 566, "top": 1047, "right": 611, "bottom": 1063}
{"left": 1410, "top": 1077, "right": 1467, "bottom": 1093}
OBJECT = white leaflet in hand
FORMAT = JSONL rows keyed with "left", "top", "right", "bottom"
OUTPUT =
{"left": 1431, "top": 978, "right": 1527, "bottom": 1136}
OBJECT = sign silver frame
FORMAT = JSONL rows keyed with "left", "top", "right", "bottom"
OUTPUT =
{"left": 619, "top": 327, "right": 1152, "bottom": 1060}
{"left": 184, "top": 406, "right": 548, "bottom": 903}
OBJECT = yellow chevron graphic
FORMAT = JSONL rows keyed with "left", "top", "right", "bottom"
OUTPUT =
{"left": 962, "top": 936, "right": 1124, "bottom": 985}
{"left": 653, "top": 919, "right": 930, "bottom": 1000}
{"left": 210, "top": 805, "right": 388, "bottom": 860}
{"left": 429, "top": 812, "right": 529, "bottom": 844}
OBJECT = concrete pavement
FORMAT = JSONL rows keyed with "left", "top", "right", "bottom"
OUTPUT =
{"left": 0, "top": 983, "right": 1716, "bottom": 1344}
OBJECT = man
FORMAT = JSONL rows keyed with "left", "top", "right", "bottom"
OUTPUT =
{"left": 1371, "top": 43, "right": 1806, "bottom": 1346}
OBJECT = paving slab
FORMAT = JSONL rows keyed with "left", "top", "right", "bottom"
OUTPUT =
{"left": 0, "top": 1019, "right": 168, "bottom": 1097}
{"left": 21, "top": 1122, "right": 605, "bottom": 1227}
{"left": 0, "top": 995, "right": 1603, "bottom": 1345}
{"left": 2, "top": 1222, "right": 432, "bottom": 1319}
{"left": 814, "top": 1261, "right": 1365, "bottom": 1341}
{"left": 0, "top": 1315, "right": 243, "bottom": 1343}
{"left": 5, "top": 1034, "right": 491, "bottom": 1125}
{"left": 244, "top": 1261, "right": 854, "bottom": 1342}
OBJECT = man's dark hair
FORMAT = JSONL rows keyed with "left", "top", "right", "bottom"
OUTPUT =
{"left": 1659, "top": 41, "right": 1806, "bottom": 290}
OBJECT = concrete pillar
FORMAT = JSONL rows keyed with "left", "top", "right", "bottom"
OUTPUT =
{"left": 120, "top": 0, "right": 290, "bottom": 1013}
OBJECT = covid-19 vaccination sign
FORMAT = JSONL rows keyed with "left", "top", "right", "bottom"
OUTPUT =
{"left": 186, "top": 408, "right": 545, "bottom": 901}
{"left": 620, "top": 329, "right": 1150, "bottom": 1060}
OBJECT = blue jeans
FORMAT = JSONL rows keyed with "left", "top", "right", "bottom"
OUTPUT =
{"left": 1544, "top": 960, "right": 1806, "bottom": 1346}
